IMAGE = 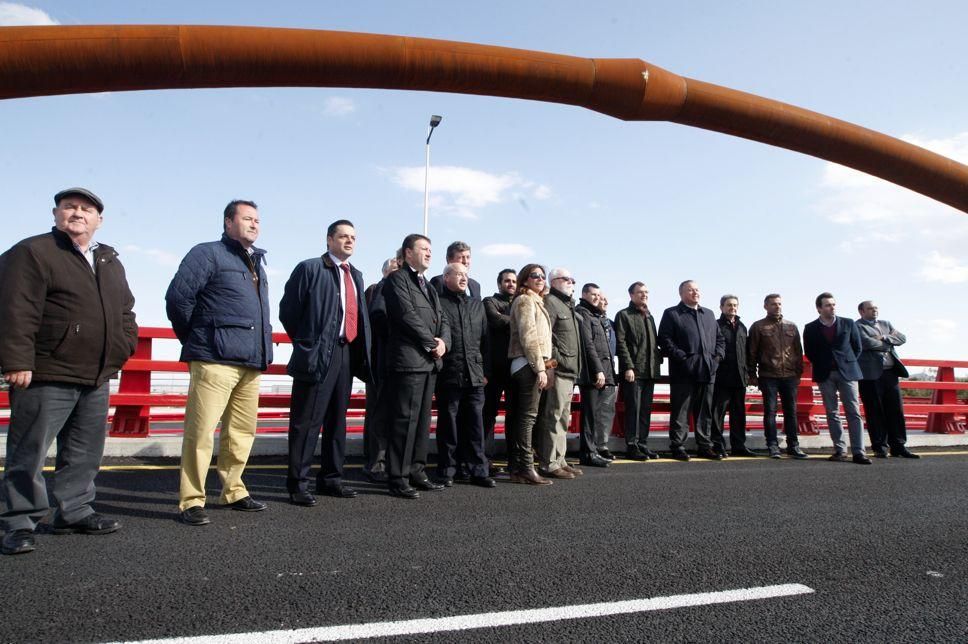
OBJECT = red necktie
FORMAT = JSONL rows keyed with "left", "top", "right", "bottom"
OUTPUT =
{"left": 340, "top": 264, "right": 358, "bottom": 343}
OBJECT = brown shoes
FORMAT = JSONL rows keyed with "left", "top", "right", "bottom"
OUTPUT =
{"left": 538, "top": 467, "right": 575, "bottom": 480}
{"left": 562, "top": 464, "right": 584, "bottom": 477}
{"left": 509, "top": 469, "right": 553, "bottom": 485}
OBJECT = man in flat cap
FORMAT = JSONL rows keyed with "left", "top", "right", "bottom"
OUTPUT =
{"left": 0, "top": 188, "right": 138, "bottom": 556}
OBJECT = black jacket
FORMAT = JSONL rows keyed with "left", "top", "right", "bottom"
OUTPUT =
{"left": 614, "top": 302, "right": 662, "bottom": 380}
{"left": 365, "top": 278, "right": 390, "bottom": 382}
{"left": 715, "top": 315, "right": 748, "bottom": 388}
{"left": 384, "top": 266, "right": 451, "bottom": 373}
{"left": 437, "top": 287, "right": 489, "bottom": 388}
{"left": 657, "top": 302, "right": 726, "bottom": 384}
{"left": 279, "top": 254, "right": 372, "bottom": 384}
{"left": 575, "top": 299, "right": 616, "bottom": 386}
{"left": 482, "top": 292, "right": 512, "bottom": 376}
{"left": 0, "top": 227, "right": 138, "bottom": 387}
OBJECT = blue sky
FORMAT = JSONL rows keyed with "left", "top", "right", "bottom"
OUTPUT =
{"left": 2, "top": 1, "right": 966, "bottom": 363}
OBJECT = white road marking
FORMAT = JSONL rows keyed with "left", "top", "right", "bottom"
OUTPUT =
{"left": 115, "top": 583, "right": 814, "bottom": 644}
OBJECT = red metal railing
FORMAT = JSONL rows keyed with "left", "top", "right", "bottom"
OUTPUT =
{"left": 1, "top": 327, "right": 965, "bottom": 437}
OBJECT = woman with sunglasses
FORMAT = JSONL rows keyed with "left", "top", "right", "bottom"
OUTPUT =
{"left": 506, "top": 264, "right": 554, "bottom": 485}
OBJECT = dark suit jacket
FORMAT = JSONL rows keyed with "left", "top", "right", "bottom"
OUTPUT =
{"left": 384, "top": 266, "right": 451, "bottom": 373}
{"left": 657, "top": 302, "right": 725, "bottom": 384}
{"left": 715, "top": 315, "right": 748, "bottom": 388}
{"left": 430, "top": 274, "right": 481, "bottom": 300}
{"left": 279, "top": 254, "right": 372, "bottom": 384}
{"left": 803, "top": 316, "right": 863, "bottom": 383}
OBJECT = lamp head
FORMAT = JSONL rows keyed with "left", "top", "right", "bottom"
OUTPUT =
{"left": 430, "top": 114, "right": 442, "bottom": 128}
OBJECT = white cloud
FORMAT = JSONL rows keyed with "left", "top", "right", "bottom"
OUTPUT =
{"left": 122, "top": 244, "right": 181, "bottom": 268}
{"left": 912, "top": 318, "right": 957, "bottom": 344}
{"left": 919, "top": 251, "right": 968, "bottom": 283}
{"left": 389, "top": 165, "right": 551, "bottom": 220}
{"left": 818, "top": 131, "right": 968, "bottom": 224}
{"left": 0, "top": 2, "right": 58, "bottom": 25}
{"left": 480, "top": 243, "right": 535, "bottom": 258}
{"left": 321, "top": 96, "right": 356, "bottom": 117}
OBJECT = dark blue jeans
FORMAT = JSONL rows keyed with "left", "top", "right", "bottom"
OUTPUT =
{"left": 759, "top": 376, "right": 800, "bottom": 448}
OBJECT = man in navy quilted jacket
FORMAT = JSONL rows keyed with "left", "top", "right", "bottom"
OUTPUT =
{"left": 165, "top": 200, "right": 274, "bottom": 526}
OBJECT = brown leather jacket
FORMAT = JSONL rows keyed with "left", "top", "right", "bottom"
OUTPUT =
{"left": 747, "top": 315, "right": 803, "bottom": 379}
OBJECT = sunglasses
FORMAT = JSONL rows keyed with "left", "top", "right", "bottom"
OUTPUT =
{"left": 554, "top": 277, "right": 576, "bottom": 284}
{"left": 528, "top": 272, "right": 546, "bottom": 280}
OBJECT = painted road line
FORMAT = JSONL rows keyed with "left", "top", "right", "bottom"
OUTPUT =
{"left": 115, "top": 583, "right": 814, "bottom": 644}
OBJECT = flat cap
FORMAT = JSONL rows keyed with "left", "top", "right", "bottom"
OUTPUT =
{"left": 54, "top": 187, "right": 104, "bottom": 213}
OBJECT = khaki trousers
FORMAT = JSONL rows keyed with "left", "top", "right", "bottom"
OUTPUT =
{"left": 535, "top": 374, "right": 575, "bottom": 472}
{"left": 179, "top": 361, "right": 261, "bottom": 510}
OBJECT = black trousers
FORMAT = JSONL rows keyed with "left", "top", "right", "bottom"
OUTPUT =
{"left": 362, "top": 379, "right": 388, "bottom": 475}
{"left": 669, "top": 381, "right": 714, "bottom": 451}
{"left": 711, "top": 383, "right": 748, "bottom": 452}
{"left": 579, "top": 384, "right": 617, "bottom": 457}
{"left": 286, "top": 342, "right": 352, "bottom": 494}
{"left": 859, "top": 371, "right": 907, "bottom": 453}
{"left": 482, "top": 367, "right": 510, "bottom": 460}
{"left": 506, "top": 366, "right": 541, "bottom": 473}
{"left": 435, "top": 384, "right": 488, "bottom": 478}
{"left": 621, "top": 379, "right": 655, "bottom": 447}
{"left": 386, "top": 371, "right": 436, "bottom": 490}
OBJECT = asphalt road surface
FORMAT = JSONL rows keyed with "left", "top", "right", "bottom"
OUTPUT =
{"left": 2, "top": 452, "right": 966, "bottom": 643}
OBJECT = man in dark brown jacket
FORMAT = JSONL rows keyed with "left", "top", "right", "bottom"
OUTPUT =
{"left": 0, "top": 188, "right": 138, "bottom": 555}
{"left": 747, "top": 293, "right": 806, "bottom": 459}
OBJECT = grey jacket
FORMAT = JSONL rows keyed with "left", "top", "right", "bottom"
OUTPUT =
{"left": 856, "top": 318, "right": 907, "bottom": 380}
{"left": 543, "top": 288, "right": 588, "bottom": 379}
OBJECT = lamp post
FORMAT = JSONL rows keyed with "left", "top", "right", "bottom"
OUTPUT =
{"left": 423, "top": 114, "right": 442, "bottom": 236}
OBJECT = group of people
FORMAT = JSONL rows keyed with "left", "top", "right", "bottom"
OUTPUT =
{"left": 0, "top": 188, "right": 918, "bottom": 556}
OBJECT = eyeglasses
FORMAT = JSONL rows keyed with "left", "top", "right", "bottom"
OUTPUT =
{"left": 554, "top": 277, "right": 576, "bottom": 284}
{"left": 528, "top": 272, "right": 546, "bottom": 280}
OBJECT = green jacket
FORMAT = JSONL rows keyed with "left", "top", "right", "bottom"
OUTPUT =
{"left": 543, "top": 288, "right": 584, "bottom": 378}
{"left": 614, "top": 302, "right": 662, "bottom": 380}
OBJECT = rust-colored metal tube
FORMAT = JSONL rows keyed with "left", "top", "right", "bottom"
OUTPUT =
{"left": 0, "top": 25, "right": 965, "bottom": 213}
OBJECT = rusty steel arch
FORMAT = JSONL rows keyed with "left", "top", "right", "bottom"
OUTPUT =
{"left": 1, "top": 24, "right": 966, "bottom": 213}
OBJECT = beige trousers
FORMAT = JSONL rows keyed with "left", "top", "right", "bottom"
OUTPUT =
{"left": 179, "top": 361, "right": 261, "bottom": 510}
{"left": 535, "top": 374, "right": 575, "bottom": 472}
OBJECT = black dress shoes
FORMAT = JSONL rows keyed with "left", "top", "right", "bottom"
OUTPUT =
{"left": 319, "top": 485, "right": 358, "bottom": 499}
{"left": 853, "top": 454, "right": 873, "bottom": 465}
{"left": 389, "top": 486, "right": 420, "bottom": 500}
{"left": 179, "top": 506, "right": 211, "bottom": 526}
{"left": 364, "top": 470, "right": 389, "bottom": 483}
{"left": 642, "top": 447, "right": 660, "bottom": 460}
{"left": 874, "top": 448, "right": 890, "bottom": 459}
{"left": 471, "top": 476, "right": 497, "bottom": 488}
{"left": 598, "top": 449, "right": 615, "bottom": 461}
{"left": 890, "top": 448, "right": 920, "bottom": 459}
{"left": 786, "top": 446, "right": 809, "bottom": 459}
{"left": 289, "top": 491, "right": 317, "bottom": 506}
{"left": 625, "top": 445, "right": 648, "bottom": 461}
{"left": 1, "top": 529, "right": 36, "bottom": 555}
{"left": 579, "top": 454, "right": 611, "bottom": 468}
{"left": 671, "top": 449, "right": 691, "bottom": 461}
{"left": 696, "top": 449, "right": 723, "bottom": 461}
{"left": 228, "top": 496, "right": 267, "bottom": 512}
{"left": 828, "top": 451, "right": 849, "bottom": 462}
{"left": 410, "top": 477, "right": 445, "bottom": 491}
{"left": 731, "top": 447, "right": 759, "bottom": 457}
{"left": 52, "top": 513, "right": 120, "bottom": 535}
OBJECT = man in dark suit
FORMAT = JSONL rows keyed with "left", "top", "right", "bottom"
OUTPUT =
{"left": 383, "top": 234, "right": 451, "bottom": 499}
{"left": 435, "top": 263, "right": 495, "bottom": 488}
{"left": 361, "top": 256, "right": 399, "bottom": 483}
{"left": 279, "top": 220, "right": 372, "bottom": 506}
{"left": 657, "top": 280, "right": 726, "bottom": 461}
{"left": 803, "top": 292, "right": 871, "bottom": 464}
{"left": 429, "top": 240, "right": 482, "bottom": 300}
{"left": 711, "top": 294, "right": 761, "bottom": 458}
{"left": 482, "top": 269, "right": 517, "bottom": 475}
{"left": 856, "top": 301, "right": 918, "bottom": 459}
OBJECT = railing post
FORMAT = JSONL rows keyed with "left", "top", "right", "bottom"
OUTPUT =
{"left": 796, "top": 363, "right": 820, "bottom": 435}
{"left": 109, "top": 334, "right": 153, "bottom": 437}
{"left": 926, "top": 366, "right": 967, "bottom": 434}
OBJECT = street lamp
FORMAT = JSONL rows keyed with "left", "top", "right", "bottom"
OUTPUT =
{"left": 423, "top": 114, "right": 442, "bottom": 236}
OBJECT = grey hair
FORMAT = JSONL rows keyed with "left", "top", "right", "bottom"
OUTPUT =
{"left": 548, "top": 267, "right": 571, "bottom": 281}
